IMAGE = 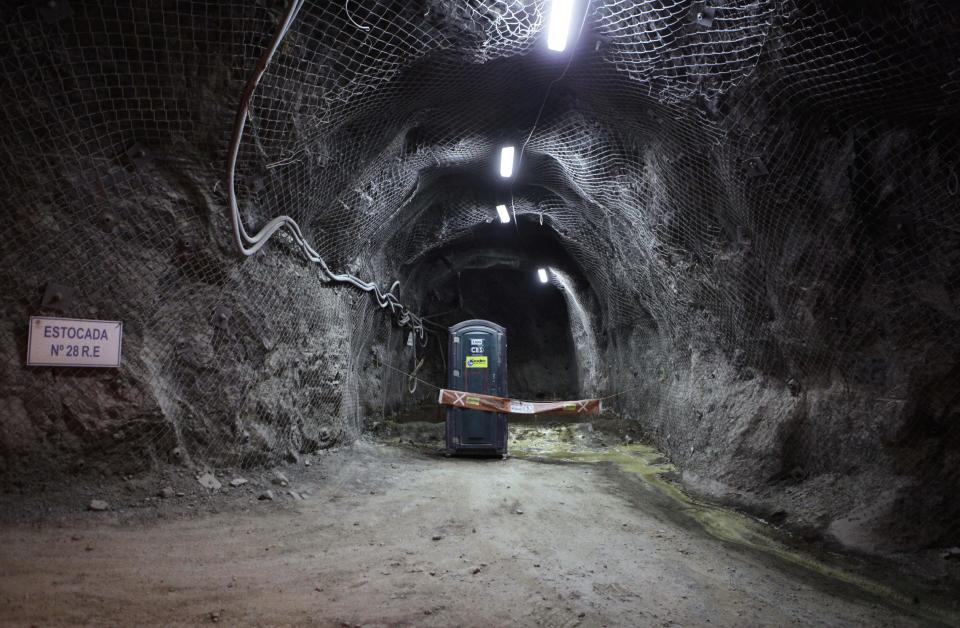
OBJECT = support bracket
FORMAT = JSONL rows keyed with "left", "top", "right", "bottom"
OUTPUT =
{"left": 211, "top": 305, "right": 232, "bottom": 330}
{"left": 745, "top": 156, "right": 768, "bottom": 178}
{"left": 693, "top": 3, "right": 716, "bottom": 28}
{"left": 41, "top": 282, "right": 75, "bottom": 312}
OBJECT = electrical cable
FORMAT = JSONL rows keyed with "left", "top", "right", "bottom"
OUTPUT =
{"left": 407, "top": 339, "right": 425, "bottom": 394}
{"left": 436, "top": 331, "right": 446, "bottom": 375}
{"left": 344, "top": 0, "right": 371, "bottom": 32}
{"left": 420, "top": 317, "right": 450, "bottom": 332}
{"left": 378, "top": 358, "right": 442, "bottom": 393}
{"left": 225, "top": 0, "right": 425, "bottom": 341}
{"left": 596, "top": 381, "right": 650, "bottom": 402}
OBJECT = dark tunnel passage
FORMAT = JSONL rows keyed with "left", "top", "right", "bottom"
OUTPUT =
{"left": 1, "top": 0, "right": 960, "bottom": 625}
{"left": 383, "top": 213, "right": 601, "bottom": 420}
{"left": 423, "top": 267, "right": 580, "bottom": 401}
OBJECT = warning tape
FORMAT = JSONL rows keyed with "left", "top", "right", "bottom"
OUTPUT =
{"left": 438, "top": 389, "right": 602, "bottom": 416}
{"left": 378, "top": 357, "right": 631, "bottom": 412}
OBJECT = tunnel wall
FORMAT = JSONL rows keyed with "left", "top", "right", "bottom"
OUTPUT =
{"left": 0, "top": 1, "right": 958, "bottom": 554}
{"left": 598, "top": 101, "right": 960, "bottom": 552}
{"left": 0, "top": 3, "right": 391, "bottom": 481}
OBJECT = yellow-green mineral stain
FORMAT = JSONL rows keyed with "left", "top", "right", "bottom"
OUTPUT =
{"left": 508, "top": 425, "right": 958, "bottom": 626}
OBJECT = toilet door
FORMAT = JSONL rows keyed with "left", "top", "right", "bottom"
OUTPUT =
{"left": 458, "top": 328, "right": 497, "bottom": 446}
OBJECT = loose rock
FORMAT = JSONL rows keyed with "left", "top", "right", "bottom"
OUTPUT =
{"left": 158, "top": 487, "right": 175, "bottom": 499}
{"left": 197, "top": 473, "right": 221, "bottom": 490}
{"left": 87, "top": 499, "right": 109, "bottom": 511}
{"left": 271, "top": 471, "right": 289, "bottom": 486}
{"left": 229, "top": 478, "right": 248, "bottom": 487}
{"left": 258, "top": 490, "right": 275, "bottom": 501}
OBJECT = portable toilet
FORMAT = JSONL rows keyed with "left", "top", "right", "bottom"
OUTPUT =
{"left": 446, "top": 319, "right": 508, "bottom": 457}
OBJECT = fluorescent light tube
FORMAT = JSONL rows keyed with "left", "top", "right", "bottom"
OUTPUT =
{"left": 538, "top": 268, "right": 549, "bottom": 283}
{"left": 496, "top": 204, "right": 510, "bottom": 223}
{"left": 547, "top": 0, "right": 575, "bottom": 52}
{"left": 499, "top": 145, "right": 515, "bottom": 178}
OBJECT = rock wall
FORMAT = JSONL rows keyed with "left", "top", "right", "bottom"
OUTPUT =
{"left": 0, "top": 4, "right": 388, "bottom": 484}
{"left": 604, "top": 114, "right": 960, "bottom": 551}
{"left": 0, "top": 152, "right": 378, "bottom": 481}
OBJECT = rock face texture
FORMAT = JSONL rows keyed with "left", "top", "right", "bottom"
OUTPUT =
{"left": 0, "top": 4, "right": 378, "bottom": 480}
{"left": 0, "top": 1, "right": 958, "bottom": 552}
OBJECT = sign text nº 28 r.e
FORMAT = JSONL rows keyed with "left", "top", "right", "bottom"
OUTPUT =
{"left": 27, "top": 316, "right": 123, "bottom": 368}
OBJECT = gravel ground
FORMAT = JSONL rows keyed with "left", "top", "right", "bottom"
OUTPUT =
{"left": 1, "top": 425, "right": 958, "bottom": 627}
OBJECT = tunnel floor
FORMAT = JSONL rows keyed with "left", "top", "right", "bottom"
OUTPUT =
{"left": 1, "top": 426, "right": 956, "bottom": 627}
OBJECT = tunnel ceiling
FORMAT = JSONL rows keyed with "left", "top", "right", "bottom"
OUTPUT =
{"left": 219, "top": 0, "right": 960, "bottom": 352}
{"left": 4, "top": 0, "right": 957, "bottom": 349}
{"left": 2, "top": 1, "right": 960, "bottom": 550}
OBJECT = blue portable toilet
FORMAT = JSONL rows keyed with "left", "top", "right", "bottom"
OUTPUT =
{"left": 445, "top": 319, "right": 508, "bottom": 457}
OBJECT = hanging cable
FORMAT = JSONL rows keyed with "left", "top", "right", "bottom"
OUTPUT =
{"left": 225, "top": 0, "right": 425, "bottom": 341}
{"left": 379, "top": 358, "right": 442, "bottom": 393}
{"left": 407, "top": 339, "right": 425, "bottom": 394}
{"left": 344, "top": 0, "right": 371, "bottom": 32}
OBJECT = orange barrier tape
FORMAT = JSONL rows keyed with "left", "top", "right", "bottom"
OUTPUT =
{"left": 438, "top": 389, "right": 602, "bottom": 415}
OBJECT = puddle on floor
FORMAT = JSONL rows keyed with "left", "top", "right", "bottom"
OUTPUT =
{"left": 508, "top": 423, "right": 959, "bottom": 626}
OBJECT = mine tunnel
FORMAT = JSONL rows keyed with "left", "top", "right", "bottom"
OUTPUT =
{"left": 1, "top": 1, "right": 959, "bottom": 625}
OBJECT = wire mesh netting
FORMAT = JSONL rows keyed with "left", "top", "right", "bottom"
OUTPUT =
{"left": 0, "top": 0, "right": 958, "bottom": 534}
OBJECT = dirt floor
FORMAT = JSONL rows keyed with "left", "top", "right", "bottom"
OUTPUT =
{"left": 1, "top": 422, "right": 959, "bottom": 627}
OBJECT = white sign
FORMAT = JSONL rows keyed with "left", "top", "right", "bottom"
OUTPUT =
{"left": 509, "top": 400, "right": 536, "bottom": 415}
{"left": 27, "top": 316, "right": 123, "bottom": 368}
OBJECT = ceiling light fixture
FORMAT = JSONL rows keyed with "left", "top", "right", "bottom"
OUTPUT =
{"left": 499, "top": 145, "right": 515, "bottom": 178}
{"left": 547, "top": 0, "right": 575, "bottom": 52}
{"left": 496, "top": 204, "right": 511, "bottom": 224}
{"left": 538, "top": 268, "right": 549, "bottom": 283}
